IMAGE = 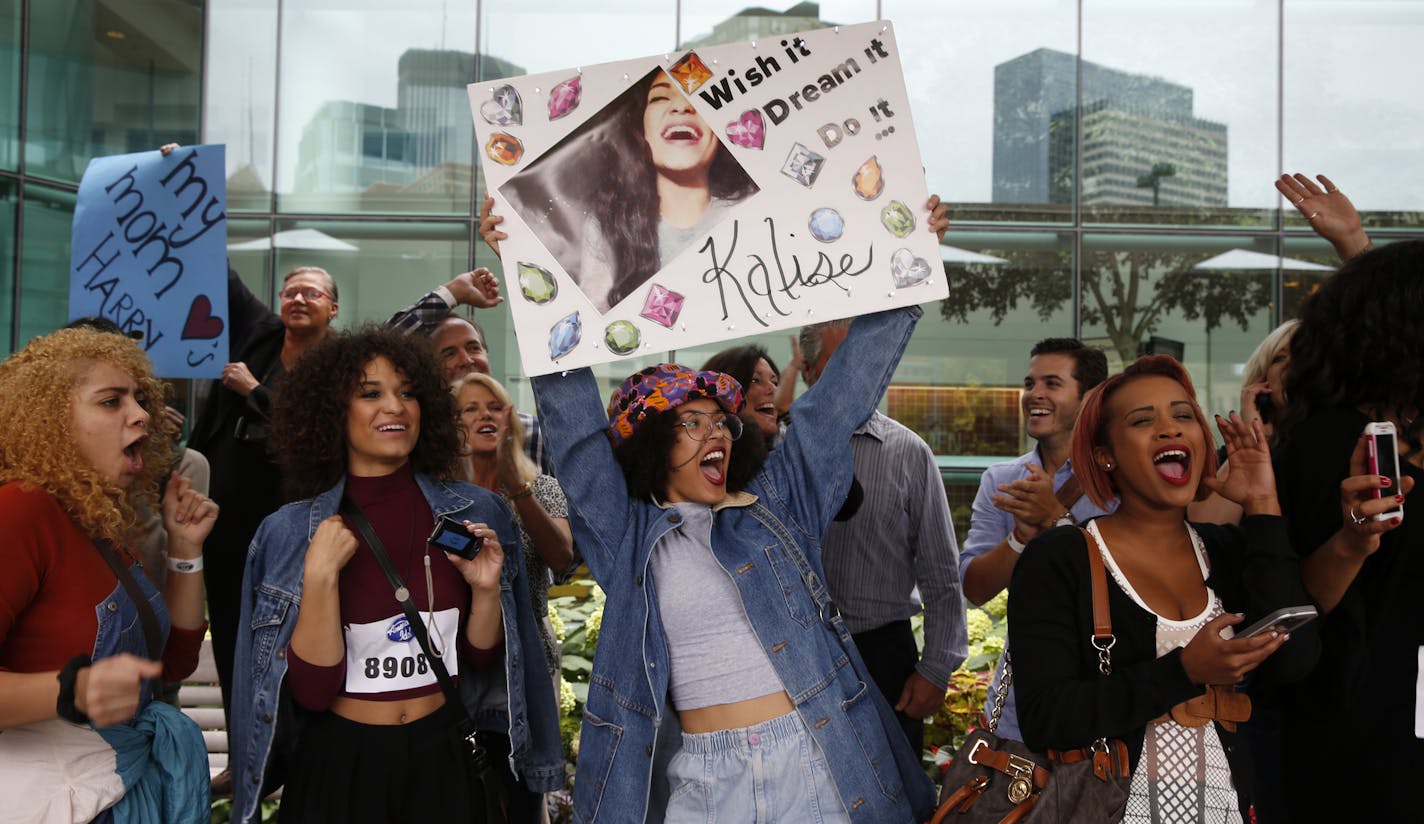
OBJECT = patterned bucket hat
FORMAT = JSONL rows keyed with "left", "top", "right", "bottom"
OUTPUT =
{"left": 606, "top": 363, "right": 744, "bottom": 446}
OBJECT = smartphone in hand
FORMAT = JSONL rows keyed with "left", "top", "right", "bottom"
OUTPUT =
{"left": 1366, "top": 421, "right": 1405, "bottom": 523}
{"left": 1239, "top": 605, "right": 1317, "bottom": 638}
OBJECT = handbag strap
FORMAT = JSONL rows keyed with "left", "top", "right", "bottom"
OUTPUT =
{"left": 338, "top": 499, "right": 481, "bottom": 750}
{"left": 1054, "top": 473, "right": 1084, "bottom": 513}
{"left": 92, "top": 539, "right": 162, "bottom": 662}
{"left": 1082, "top": 527, "right": 1117, "bottom": 675}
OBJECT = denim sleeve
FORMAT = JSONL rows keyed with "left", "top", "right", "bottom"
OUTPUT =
{"left": 959, "top": 463, "right": 1012, "bottom": 583}
{"left": 764, "top": 305, "right": 921, "bottom": 538}
{"left": 530, "top": 368, "right": 631, "bottom": 582}
{"left": 229, "top": 520, "right": 268, "bottom": 822}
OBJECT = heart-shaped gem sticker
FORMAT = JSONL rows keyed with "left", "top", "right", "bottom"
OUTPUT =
{"left": 725, "top": 110, "right": 765, "bottom": 149}
{"left": 890, "top": 248, "right": 932, "bottom": 288}
{"left": 479, "top": 85, "right": 522, "bottom": 127}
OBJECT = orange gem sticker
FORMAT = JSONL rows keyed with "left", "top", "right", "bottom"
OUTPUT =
{"left": 669, "top": 51, "right": 714, "bottom": 95}
{"left": 485, "top": 132, "right": 524, "bottom": 166}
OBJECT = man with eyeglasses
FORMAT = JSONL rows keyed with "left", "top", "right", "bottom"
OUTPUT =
{"left": 795, "top": 319, "right": 967, "bottom": 755}
{"left": 188, "top": 263, "right": 341, "bottom": 795}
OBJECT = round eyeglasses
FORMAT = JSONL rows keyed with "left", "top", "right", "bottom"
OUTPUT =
{"left": 675, "top": 410, "right": 743, "bottom": 442}
{"left": 279, "top": 287, "right": 332, "bottom": 302}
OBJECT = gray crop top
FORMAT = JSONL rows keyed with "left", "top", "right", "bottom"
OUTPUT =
{"left": 650, "top": 502, "right": 785, "bottom": 711}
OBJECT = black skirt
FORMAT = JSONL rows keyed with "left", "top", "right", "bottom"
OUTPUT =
{"left": 278, "top": 705, "right": 477, "bottom": 824}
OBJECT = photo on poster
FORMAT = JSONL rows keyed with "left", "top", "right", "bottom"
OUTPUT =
{"left": 500, "top": 67, "right": 759, "bottom": 314}
{"left": 470, "top": 22, "right": 947, "bottom": 376}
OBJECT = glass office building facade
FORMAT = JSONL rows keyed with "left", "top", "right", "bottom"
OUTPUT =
{"left": 5, "top": 0, "right": 1423, "bottom": 521}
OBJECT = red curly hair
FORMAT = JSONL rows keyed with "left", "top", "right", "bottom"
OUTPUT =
{"left": 1071, "top": 355, "right": 1218, "bottom": 510}
{"left": 0, "top": 328, "right": 177, "bottom": 547}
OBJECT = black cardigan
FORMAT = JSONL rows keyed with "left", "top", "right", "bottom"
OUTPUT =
{"left": 1007, "top": 516, "right": 1319, "bottom": 792}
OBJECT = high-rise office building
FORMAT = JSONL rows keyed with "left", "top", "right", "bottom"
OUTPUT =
{"left": 994, "top": 47, "right": 1226, "bottom": 206}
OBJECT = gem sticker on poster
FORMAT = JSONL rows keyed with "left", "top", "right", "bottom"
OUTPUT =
{"left": 469, "top": 22, "right": 945, "bottom": 376}
{"left": 480, "top": 85, "right": 523, "bottom": 127}
{"left": 548, "top": 77, "right": 581, "bottom": 120}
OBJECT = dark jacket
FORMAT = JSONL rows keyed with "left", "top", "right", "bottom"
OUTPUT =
{"left": 1008, "top": 516, "right": 1319, "bottom": 802}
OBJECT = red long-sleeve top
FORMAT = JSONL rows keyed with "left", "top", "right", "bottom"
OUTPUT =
{"left": 0, "top": 484, "right": 204, "bottom": 681}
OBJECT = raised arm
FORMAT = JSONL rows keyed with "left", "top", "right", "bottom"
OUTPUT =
{"left": 1275, "top": 173, "right": 1371, "bottom": 262}
{"left": 530, "top": 368, "right": 633, "bottom": 581}
{"left": 385, "top": 270, "right": 503, "bottom": 337}
{"left": 767, "top": 305, "right": 921, "bottom": 536}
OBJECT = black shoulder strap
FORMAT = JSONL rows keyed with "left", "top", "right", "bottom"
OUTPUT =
{"left": 92, "top": 540, "right": 163, "bottom": 661}
{"left": 338, "top": 499, "right": 479, "bottom": 741}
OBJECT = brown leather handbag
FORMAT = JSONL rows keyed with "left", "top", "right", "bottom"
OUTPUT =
{"left": 928, "top": 530, "right": 1131, "bottom": 824}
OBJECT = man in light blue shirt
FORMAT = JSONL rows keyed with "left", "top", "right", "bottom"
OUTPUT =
{"left": 958, "top": 338, "right": 1112, "bottom": 739}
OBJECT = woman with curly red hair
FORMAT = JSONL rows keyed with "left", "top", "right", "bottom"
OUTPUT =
{"left": 0, "top": 327, "right": 217, "bottom": 822}
{"left": 1008, "top": 355, "right": 1320, "bottom": 821}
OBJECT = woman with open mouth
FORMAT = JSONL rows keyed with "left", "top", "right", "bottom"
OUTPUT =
{"left": 452, "top": 370, "right": 574, "bottom": 821}
{"left": 1008, "top": 355, "right": 1320, "bottom": 822}
{"left": 530, "top": 305, "right": 936, "bottom": 823}
{"left": 700, "top": 343, "right": 789, "bottom": 450}
{"left": 228, "top": 328, "right": 561, "bottom": 824}
{"left": 0, "top": 327, "right": 216, "bottom": 822}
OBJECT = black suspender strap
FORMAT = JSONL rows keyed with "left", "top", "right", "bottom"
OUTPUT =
{"left": 92, "top": 540, "right": 162, "bottom": 662}
{"left": 337, "top": 499, "right": 482, "bottom": 754}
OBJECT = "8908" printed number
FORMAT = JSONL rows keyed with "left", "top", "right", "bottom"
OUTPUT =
{"left": 364, "top": 653, "right": 429, "bottom": 679}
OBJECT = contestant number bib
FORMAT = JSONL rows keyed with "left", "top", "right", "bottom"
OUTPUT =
{"left": 344, "top": 608, "right": 460, "bottom": 694}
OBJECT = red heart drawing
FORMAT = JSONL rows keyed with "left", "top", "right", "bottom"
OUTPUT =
{"left": 725, "top": 109, "right": 765, "bottom": 150}
{"left": 181, "top": 295, "right": 225, "bottom": 340}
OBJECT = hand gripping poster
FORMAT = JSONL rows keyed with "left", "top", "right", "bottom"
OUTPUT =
{"left": 470, "top": 22, "right": 945, "bottom": 376}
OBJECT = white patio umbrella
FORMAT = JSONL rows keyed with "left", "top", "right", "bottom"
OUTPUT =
{"left": 940, "top": 245, "right": 1009, "bottom": 265}
{"left": 227, "top": 228, "right": 359, "bottom": 252}
{"left": 1192, "top": 249, "right": 1332, "bottom": 271}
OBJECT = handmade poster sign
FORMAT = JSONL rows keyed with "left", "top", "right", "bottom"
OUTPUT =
{"left": 69, "top": 145, "right": 229, "bottom": 378}
{"left": 470, "top": 22, "right": 944, "bottom": 376}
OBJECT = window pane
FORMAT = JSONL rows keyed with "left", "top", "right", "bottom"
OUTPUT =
{"left": 1283, "top": 1, "right": 1424, "bottom": 230}
{"left": 1081, "top": 0, "right": 1274, "bottom": 227}
{"left": 276, "top": 0, "right": 478, "bottom": 215}
{"left": 0, "top": 178, "right": 15, "bottom": 350}
{"left": 17, "top": 184, "right": 76, "bottom": 346}
{"left": 0, "top": 0, "right": 19, "bottom": 170}
{"left": 271, "top": 218, "right": 469, "bottom": 333}
{"left": 24, "top": 0, "right": 201, "bottom": 184}
{"left": 225, "top": 217, "right": 276, "bottom": 302}
{"left": 679, "top": 1, "right": 872, "bottom": 47}
{"left": 205, "top": 0, "right": 278, "bottom": 213}
{"left": 482, "top": 1, "right": 675, "bottom": 76}
{"left": 885, "top": 0, "right": 1078, "bottom": 224}
{"left": 1079, "top": 233, "right": 1277, "bottom": 418}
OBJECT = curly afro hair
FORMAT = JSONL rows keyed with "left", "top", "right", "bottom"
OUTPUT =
{"left": 1283, "top": 240, "right": 1424, "bottom": 454}
{"left": 0, "top": 328, "right": 177, "bottom": 547}
{"left": 270, "top": 326, "right": 462, "bottom": 500}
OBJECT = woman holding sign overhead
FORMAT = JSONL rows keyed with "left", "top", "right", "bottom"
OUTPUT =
{"left": 507, "top": 195, "right": 948, "bottom": 824}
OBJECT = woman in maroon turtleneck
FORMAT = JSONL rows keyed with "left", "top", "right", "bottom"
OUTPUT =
{"left": 259, "top": 328, "right": 508, "bottom": 822}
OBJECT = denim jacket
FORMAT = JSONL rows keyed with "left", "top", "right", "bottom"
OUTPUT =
{"left": 532, "top": 306, "right": 934, "bottom": 824}
{"left": 228, "top": 473, "right": 564, "bottom": 824}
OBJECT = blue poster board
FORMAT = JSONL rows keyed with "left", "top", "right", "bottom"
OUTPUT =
{"left": 68, "top": 145, "right": 229, "bottom": 378}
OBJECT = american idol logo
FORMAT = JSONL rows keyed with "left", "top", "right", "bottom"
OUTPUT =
{"left": 385, "top": 617, "right": 414, "bottom": 642}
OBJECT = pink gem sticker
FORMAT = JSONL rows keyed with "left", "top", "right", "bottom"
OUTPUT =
{"left": 548, "top": 76, "right": 581, "bottom": 120}
{"left": 640, "top": 283, "right": 685, "bottom": 329}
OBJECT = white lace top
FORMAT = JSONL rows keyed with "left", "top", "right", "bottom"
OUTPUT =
{"left": 1085, "top": 521, "right": 1241, "bottom": 823}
